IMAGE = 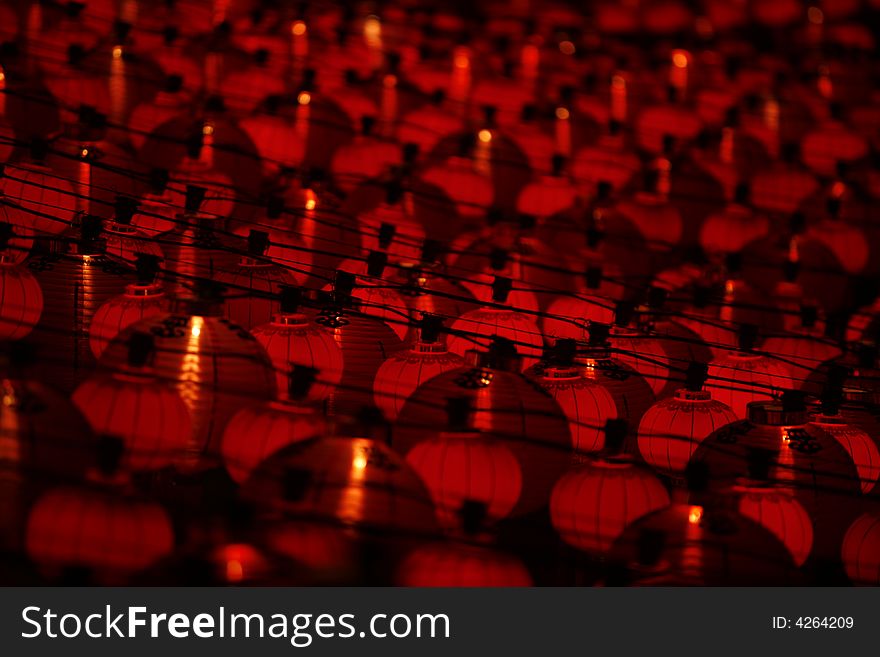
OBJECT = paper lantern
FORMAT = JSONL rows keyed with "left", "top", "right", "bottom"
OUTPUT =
{"left": 394, "top": 340, "right": 572, "bottom": 515}
{"left": 801, "top": 216, "right": 870, "bottom": 276}
{"left": 26, "top": 234, "right": 134, "bottom": 392}
{"left": 90, "top": 276, "right": 169, "bottom": 359}
{"left": 329, "top": 256, "right": 412, "bottom": 341}
{"left": 530, "top": 348, "right": 619, "bottom": 454}
{"left": 374, "top": 319, "right": 464, "bottom": 421}
{"left": 130, "top": 180, "right": 180, "bottom": 237}
{"left": 706, "top": 350, "right": 793, "bottom": 419}
{"left": 251, "top": 296, "right": 344, "bottom": 404}
{"left": 217, "top": 235, "right": 299, "bottom": 330}
{"left": 447, "top": 306, "right": 544, "bottom": 371}
{"left": 26, "top": 484, "right": 174, "bottom": 582}
{"left": 550, "top": 430, "right": 670, "bottom": 555}
{"left": 243, "top": 437, "right": 438, "bottom": 535}
{"left": 809, "top": 413, "right": 880, "bottom": 494}
{"left": 406, "top": 397, "right": 522, "bottom": 529}
{"left": 638, "top": 366, "right": 739, "bottom": 476}
{"left": 240, "top": 110, "right": 306, "bottom": 176}
{"left": 635, "top": 102, "right": 703, "bottom": 154}
{"left": 751, "top": 159, "right": 819, "bottom": 215}
{"left": 761, "top": 320, "right": 842, "bottom": 391}
{"left": 262, "top": 521, "right": 357, "bottom": 580}
{"left": 801, "top": 119, "right": 869, "bottom": 178}
{"left": 395, "top": 542, "right": 532, "bottom": 587}
{"left": 841, "top": 512, "right": 880, "bottom": 585}
{"left": 420, "top": 156, "right": 494, "bottom": 220}
{"left": 167, "top": 132, "right": 236, "bottom": 221}
{"left": 699, "top": 196, "right": 770, "bottom": 257}
{"left": 221, "top": 402, "right": 326, "bottom": 485}
{"left": 397, "top": 101, "right": 464, "bottom": 156}
{"left": 0, "top": 258, "right": 43, "bottom": 341}
{"left": 330, "top": 117, "right": 401, "bottom": 193}
{"left": 693, "top": 396, "right": 862, "bottom": 560}
{"left": 1, "top": 162, "right": 78, "bottom": 236}
{"left": 725, "top": 450, "right": 814, "bottom": 568}
{"left": 609, "top": 321, "right": 671, "bottom": 397}
{"left": 73, "top": 335, "right": 192, "bottom": 472}
{"left": 127, "top": 82, "right": 193, "bottom": 152}
{"left": 390, "top": 263, "right": 477, "bottom": 340}
{"left": 611, "top": 188, "right": 683, "bottom": 254}
{"left": 544, "top": 294, "right": 615, "bottom": 341}
{"left": 98, "top": 298, "right": 277, "bottom": 463}
{"left": 606, "top": 503, "right": 800, "bottom": 585}
{"left": 516, "top": 168, "right": 579, "bottom": 223}
{"left": 357, "top": 188, "right": 426, "bottom": 266}
{"left": 571, "top": 127, "right": 640, "bottom": 192}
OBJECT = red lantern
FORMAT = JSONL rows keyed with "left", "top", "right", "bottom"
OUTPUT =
{"left": 550, "top": 424, "right": 670, "bottom": 555}
{"left": 98, "top": 295, "right": 277, "bottom": 463}
{"left": 394, "top": 340, "right": 571, "bottom": 515}
{"left": 607, "top": 502, "right": 800, "bottom": 585}
{"left": 167, "top": 127, "right": 236, "bottom": 221}
{"left": 751, "top": 154, "right": 819, "bottom": 215}
{"left": 262, "top": 520, "right": 357, "bottom": 580}
{"left": 90, "top": 275, "right": 169, "bottom": 360}
{"left": 638, "top": 365, "right": 739, "bottom": 476}
{"left": 374, "top": 318, "right": 464, "bottom": 421}
{"left": 406, "top": 397, "right": 522, "bottom": 529}
{"left": 130, "top": 175, "right": 179, "bottom": 237}
{"left": 801, "top": 118, "right": 869, "bottom": 178}
{"left": 395, "top": 542, "right": 532, "bottom": 586}
{"left": 330, "top": 255, "right": 412, "bottom": 341}
{"left": 390, "top": 262, "right": 477, "bottom": 340}
{"left": 240, "top": 109, "right": 306, "bottom": 176}
{"left": 26, "top": 484, "right": 174, "bottom": 582}
{"left": 608, "top": 306, "right": 671, "bottom": 396}
{"left": 420, "top": 156, "right": 494, "bottom": 220}
{"left": 635, "top": 98, "right": 703, "bottom": 154}
{"left": 572, "top": 124, "right": 640, "bottom": 192}
{"left": 0, "top": 258, "right": 43, "bottom": 341}
{"left": 243, "top": 436, "right": 438, "bottom": 535}
{"left": 217, "top": 233, "right": 299, "bottom": 330}
{"left": 357, "top": 186, "right": 427, "bottom": 266}
{"left": 529, "top": 346, "right": 619, "bottom": 454}
{"left": 73, "top": 334, "right": 192, "bottom": 472}
{"left": 809, "top": 413, "right": 880, "bottom": 494}
{"left": 1, "top": 161, "right": 78, "bottom": 236}
{"left": 706, "top": 350, "right": 793, "bottom": 419}
{"left": 128, "top": 81, "right": 193, "bottom": 152}
{"left": 398, "top": 101, "right": 465, "bottom": 157}
{"left": 841, "top": 512, "right": 880, "bottom": 585}
{"left": 221, "top": 397, "right": 326, "bottom": 485}
{"left": 761, "top": 310, "right": 842, "bottom": 389}
{"left": 330, "top": 117, "right": 401, "bottom": 193}
{"left": 447, "top": 307, "right": 543, "bottom": 371}
{"left": 251, "top": 292, "right": 344, "bottom": 404}
{"left": 610, "top": 184, "right": 683, "bottom": 255}
{"left": 516, "top": 164, "right": 579, "bottom": 223}
{"left": 699, "top": 192, "right": 770, "bottom": 257}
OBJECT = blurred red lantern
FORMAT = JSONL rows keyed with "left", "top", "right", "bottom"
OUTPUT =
{"left": 610, "top": 180, "right": 683, "bottom": 255}
{"left": 809, "top": 412, "right": 880, "bottom": 494}
{"left": 420, "top": 156, "right": 494, "bottom": 220}
{"left": 572, "top": 122, "right": 640, "bottom": 192}
{"left": 395, "top": 542, "right": 532, "bottom": 586}
{"left": 530, "top": 343, "right": 619, "bottom": 454}
{"left": 262, "top": 520, "right": 357, "bottom": 580}
{"left": 406, "top": 397, "right": 522, "bottom": 530}
{"left": 73, "top": 333, "right": 192, "bottom": 472}
{"left": 1, "top": 160, "right": 77, "bottom": 236}
{"left": 89, "top": 259, "right": 169, "bottom": 359}
{"left": 374, "top": 317, "right": 464, "bottom": 421}
{"left": 26, "top": 483, "right": 174, "bottom": 583}
{"left": 706, "top": 330, "right": 793, "bottom": 418}
{"left": 239, "top": 100, "right": 307, "bottom": 176}
{"left": 751, "top": 148, "right": 819, "bottom": 215}
{"left": 330, "top": 117, "right": 401, "bottom": 193}
{"left": 608, "top": 304, "right": 671, "bottom": 396}
{"left": 841, "top": 512, "right": 880, "bottom": 585}
{"left": 0, "top": 256, "right": 43, "bottom": 341}
{"left": 761, "top": 309, "right": 842, "bottom": 389}
{"left": 217, "top": 231, "right": 299, "bottom": 330}
{"left": 638, "top": 364, "right": 739, "bottom": 476}
{"left": 250, "top": 291, "right": 344, "bottom": 404}
{"left": 516, "top": 160, "right": 579, "bottom": 224}
{"left": 550, "top": 422, "right": 670, "bottom": 555}
{"left": 330, "top": 255, "right": 412, "bottom": 341}
{"left": 801, "top": 118, "right": 869, "bottom": 178}
{"left": 699, "top": 189, "right": 770, "bottom": 257}
{"left": 394, "top": 339, "right": 572, "bottom": 515}
{"left": 167, "top": 128, "right": 237, "bottom": 221}
{"left": 357, "top": 185, "right": 426, "bottom": 266}
{"left": 607, "top": 502, "right": 800, "bottom": 585}
{"left": 243, "top": 436, "right": 438, "bottom": 535}
{"left": 221, "top": 367, "right": 327, "bottom": 485}
{"left": 98, "top": 294, "right": 277, "bottom": 464}
{"left": 130, "top": 174, "right": 179, "bottom": 237}
{"left": 128, "top": 79, "right": 193, "bottom": 152}
{"left": 635, "top": 94, "right": 703, "bottom": 154}
{"left": 390, "top": 262, "right": 477, "bottom": 340}
{"left": 801, "top": 212, "right": 870, "bottom": 276}
{"left": 398, "top": 98, "right": 465, "bottom": 157}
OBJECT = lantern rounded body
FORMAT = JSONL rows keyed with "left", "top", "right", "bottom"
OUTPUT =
{"left": 809, "top": 417, "right": 880, "bottom": 494}
{"left": 98, "top": 311, "right": 277, "bottom": 464}
{"left": 0, "top": 164, "right": 77, "bottom": 236}
{"left": 394, "top": 362, "right": 571, "bottom": 515}
{"left": 638, "top": 389, "right": 738, "bottom": 476}
{"left": 374, "top": 344, "right": 464, "bottom": 421}
{"left": 72, "top": 371, "right": 192, "bottom": 472}
{"left": 89, "top": 283, "right": 169, "bottom": 358}
{"left": 103, "top": 223, "right": 164, "bottom": 266}
{"left": 550, "top": 459, "right": 670, "bottom": 555}
{"left": 706, "top": 353, "right": 792, "bottom": 419}
{"left": 543, "top": 295, "right": 616, "bottom": 340}
{"left": 357, "top": 202, "right": 426, "bottom": 266}
{"left": 395, "top": 543, "right": 532, "bottom": 587}
{"left": 26, "top": 486, "right": 174, "bottom": 581}
{"left": 221, "top": 402, "right": 326, "bottom": 484}
{"left": 609, "top": 329, "right": 671, "bottom": 396}
{"left": 251, "top": 313, "right": 344, "bottom": 403}
{"left": 243, "top": 437, "right": 438, "bottom": 535}
{"left": 330, "top": 138, "right": 400, "bottom": 193}
{"left": 406, "top": 430, "right": 522, "bottom": 530}
{"left": 217, "top": 260, "right": 298, "bottom": 330}
{"left": 447, "top": 309, "right": 544, "bottom": 370}
{"left": 730, "top": 483, "right": 814, "bottom": 567}
{"left": 0, "top": 263, "right": 43, "bottom": 340}
{"left": 841, "top": 512, "right": 880, "bottom": 585}
{"left": 532, "top": 367, "right": 619, "bottom": 454}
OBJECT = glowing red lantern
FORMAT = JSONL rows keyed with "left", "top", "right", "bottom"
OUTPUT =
{"left": 240, "top": 102, "right": 306, "bottom": 176}
{"left": 357, "top": 184, "right": 426, "bottom": 266}
{"left": 262, "top": 520, "right": 357, "bottom": 580}
{"left": 809, "top": 411, "right": 880, "bottom": 494}
{"left": 167, "top": 127, "right": 236, "bottom": 221}
{"left": 610, "top": 174, "right": 683, "bottom": 254}
{"left": 608, "top": 304, "right": 671, "bottom": 396}
{"left": 221, "top": 367, "right": 327, "bottom": 485}
{"left": 395, "top": 542, "right": 532, "bottom": 587}
{"left": 217, "top": 231, "right": 298, "bottom": 330}
{"left": 1, "top": 159, "right": 78, "bottom": 236}
{"left": 101, "top": 197, "right": 165, "bottom": 265}
{"left": 398, "top": 98, "right": 465, "bottom": 156}
{"left": 699, "top": 187, "right": 770, "bottom": 257}
{"left": 761, "top": 307, "right": 842, "bottom": 389}
{"left": 74, "top": 333, "right": 192, "bottom": 471}
{"left": 420, "top": 156, "right": 494, "bottom": 220}
{"left": 128, "top": 77, "right": 193, "bottom": 152}
{"left": 572, "top": 122, "right": 640, "bottom": 192}
{"left": 447, "top": 278, "right": 544, "bottom": 371}
{"left": 26, "top": 483, "right": 174, "bottom": 583}
{"left": 801, "top": 117, "right": 869, "bottom": 178}
{"left": 395, "top": 339, "right": 571, "bottom": 514}
{"left": 390, "top": 261, "right": 477, "bottom": 340}
{"left": 638, "top": 364, "right": 739, "bottom": 476}
{"left": 841, "top": 512, "right": 880, "bottom": 585}
{"left": 98, "top": 291, "right": 277, "bottom": 462}
{"left": 374, "top": 317, "right": 464, "bottom": 421}
{"left": 130, "top": 172, "right": 179, "bottom": 237}
{"left": 530, "top": 341, "right": 619, "bottom": 454}
{"left": 516, "top": 157, "right": 579, "bottom": 223}
{"left": 635, "top": 93, "right": 703, "bottom": 154}
{"left": 0, "top": 255, "right": 43, "bottom": 341}
{"left": 751, "top": 147, "right": 819, "bottom": 214}
{"left": 250, "top": 290, "right": 344, "bottom": 404}
{"left": 607, "top": 502, "right": 800, "bottom": 585}
{"left": 550, "top": 421, "right": 670, "bottom": 555}
{"left": 243, "top": 436, "right": 438, "bottom": 535}
{"left": 330, "top": 117, "right": 401, "bottom": 193}
{"left": 406, "top": 395, "right": 521, "bottom": 530}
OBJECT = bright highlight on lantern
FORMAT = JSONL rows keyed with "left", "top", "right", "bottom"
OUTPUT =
{"left": 298, "top": 91, "right": 311, "bottom": 106}
{"left": 478, "top": 129, "right": 493, "bottom": 143}
{"left": 556, "top": 107, "right": 570, "bottom": 120}
{"left": 112, "top": 45, "right": 123, "bottom": 59}
{"left": 291, "top": 21, "right": 307, "bottom": 36}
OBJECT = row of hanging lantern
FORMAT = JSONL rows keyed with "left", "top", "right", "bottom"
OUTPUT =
{"left": 0, "top": 0, "right": 879, "bottom": 586}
